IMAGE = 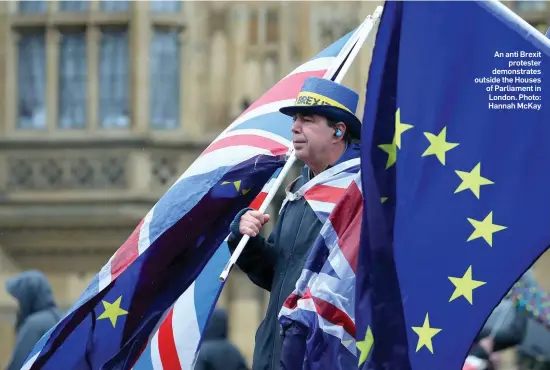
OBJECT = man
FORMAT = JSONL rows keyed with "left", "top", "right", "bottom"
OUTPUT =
{"left": 194, "top": 308, "right": 249, "bottom": 370}
{"left": 227, "top": 77, "right": 362, "bottom": 370}
{"left": 5, "top": 270, "right": 61, "bottom": 370}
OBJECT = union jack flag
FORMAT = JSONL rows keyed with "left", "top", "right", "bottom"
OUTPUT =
{"left": 22, "top": 30, "right": 360, "bottom": 370}
{"left": 280, "top": 157, "right": 360, "bottom": 224}
{"left": 131, "top": 170, "right": 280, "bottom": 370}
{"left": 129, "top": 31, "right": 362, "bottom": 370}
{"left": 279, "top": 171, "right": 363, "bottom": 370}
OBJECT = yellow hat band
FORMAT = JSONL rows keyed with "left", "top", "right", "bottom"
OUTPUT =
{"left": 293, "top": 92, "right": 353, "bottom": 114}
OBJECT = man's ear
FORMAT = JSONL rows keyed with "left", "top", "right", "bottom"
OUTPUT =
{"left": 335, "top": 122, "right": 347, "bottom": 140}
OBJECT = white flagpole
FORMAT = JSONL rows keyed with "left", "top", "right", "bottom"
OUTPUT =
{"left": 219, "top": 7, "right": 383, "bottom": 282}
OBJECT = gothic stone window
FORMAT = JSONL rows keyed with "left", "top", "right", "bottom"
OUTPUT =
{"left": 6, "top": 0, "right": 186, "bottom": 135}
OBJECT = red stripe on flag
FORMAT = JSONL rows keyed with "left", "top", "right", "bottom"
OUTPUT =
{"left": 283, "top": 292, "right": 303, "bottom": 310}
{"left": 249, "top": 191, "right": 268, "bottom": 211}
{"left": 201, "top": 135, "right": 288, "bottom": 157}
{"left": 303, "top": 288, "right": 356, "bottom": 338}
{"left": 111, "top": 219, "right": 143, "bottom": 280}
{"left": 242, "top": 70, "right": 326, "bottom": 115}
{"left": 304, "top": 184, "right": 347, "bottom": 204}
{"left": 329, "top": 182, "right": 363, "bottom": 273}
{"left": 158, "top": 308, "right": 182, "bottom": 370}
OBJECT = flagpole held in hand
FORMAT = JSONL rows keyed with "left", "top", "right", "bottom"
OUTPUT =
{"left": 219, "top": 148, "right": 297, "bottom": 282}
{"left": 219, "top": 6, "right": 383, "bottom": 282}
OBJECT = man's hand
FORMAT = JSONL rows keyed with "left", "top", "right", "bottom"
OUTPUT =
{"left": 239, "top": 210, "right": 270, "bottom": 237}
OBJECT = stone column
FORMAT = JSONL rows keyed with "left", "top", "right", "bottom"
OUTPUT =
{"left": 87, "top": 25, "right": 99, "bottom": 131}
{"left": 208, "top": 7, "right": 230, "bottom": 133}
{"left": 0, "top": 246, "right": 18, "bottom": 274}
{"left": 278, "top": 3, "right": 291, "bottom": 75}
{"left": 45, "top": 28, "right": 59, "bottom": 133}
{"left": 181, "top": 2, "right": 209, "bottom": 140}
{"left": 228, "top": 4, "right": 249, "bottom": 118}
{"left": 0, "top": 1, "right": 7, "bottom": 138}
{"left": 130, "top": 1, "right": 150, "bottom": 135}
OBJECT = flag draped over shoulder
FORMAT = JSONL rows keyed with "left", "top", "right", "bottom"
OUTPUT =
{"left": 278, "top": 171, "right": 363, "bottom": 370}
{"left": 22, "top": 31, "right": 358, "bottom": 370}
{"left": 357, "top": 1, "right": 550, "bottom": 369}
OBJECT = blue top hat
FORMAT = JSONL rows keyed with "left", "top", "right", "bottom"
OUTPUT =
{"left": 279, "top": 77, "right": 362, "bottom": 139}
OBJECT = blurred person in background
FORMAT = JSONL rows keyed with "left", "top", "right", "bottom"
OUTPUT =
{"left": 465, "top": 297, "right": 528, "bottom": 370}
{"left": 516, "top": 318, "right": 550, "bottom": 370}
{"left": 194, "top": 308, "right": 249, "bottom": 370}
{"left": 5, "top": 270, "right": 61, "bottom": 370}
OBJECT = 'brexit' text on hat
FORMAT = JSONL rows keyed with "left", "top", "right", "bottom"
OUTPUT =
{"left": 294, "top": 92, "right": 353, "bottom": 114}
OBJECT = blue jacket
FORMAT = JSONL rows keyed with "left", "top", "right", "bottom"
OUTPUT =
{"left": 5, "top": 270, "right": 61, "bottom": 370}
{"left": 228, "top": 143, "right": 361, "bottom": 370}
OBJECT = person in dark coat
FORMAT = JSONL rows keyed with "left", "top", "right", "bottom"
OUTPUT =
{"left": 194, "top": 308, "right": 249, "bottom": 370}
{"left": 5, "top": 270, "right": 61, "bottom": 370}
{"left": 227, "top": 77, "right": 362, "bottom": 370}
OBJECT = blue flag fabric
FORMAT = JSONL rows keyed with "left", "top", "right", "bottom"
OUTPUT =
{"left": 357, "top": 1, "right": 550, "bottom": 369}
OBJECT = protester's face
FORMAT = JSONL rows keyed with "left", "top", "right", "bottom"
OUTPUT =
{"left": 291, "top": 113, "right": 334, "bottom": 164}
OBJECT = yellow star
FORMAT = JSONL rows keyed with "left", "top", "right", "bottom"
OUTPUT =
{"left": 381, "top": 197, "right": 388, "bottom": 204}
{"left": 378, "top": 141, "right": 397, "bottom": 169}
{"left": 411, "top": 313, "right": 441, "bottom": 354}
{"left": 449, "top": 266, "right": 486, "bottom": 304}
{"left": 357, "top": 326, "right": 374, "bottom": 366}
{"left": 467, "top": 211, "right": 507, "bottom": 247}
{"left": 98, "top": 296, "right": 128, "bottom": 328}
{"left": 394, "top": 108, "right": 413, "bottom": 149}
{"left": 422, "top": 127, "right": 459, "bottom": 165}
{"left": 242, "top": 188, "right": 251, "bottom": 195}
{"left": 455, "top": 163, "right": 494, "bottom": 199}
{"left": 221, "top": 180, "right": 241, "bottom": 191}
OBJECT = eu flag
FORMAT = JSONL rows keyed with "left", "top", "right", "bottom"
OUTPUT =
{"left": 356, "top": 1, "right": 550, "bottom": 369}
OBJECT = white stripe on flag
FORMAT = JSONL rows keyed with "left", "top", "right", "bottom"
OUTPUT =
{"left": 21, "top": 353, "right": 39, "bottom": 370}
{"left": 307, "top": 200, "right": 336, "bottom": 215}
{"left": 223, "top": 99, "right": 294, "bottom": 132}
{"left": 281, "top": 298, "right": 356, "bottom": 355}
{"left": 138, "top": 209, "right": 154, "bottom": 255}
{"left": 212, "top": 128, "right": 291, "bottom": 148}
{"left": 151, "top": 332, "right": 164, "bottom": 370}
{"left": 283, "top": 57, "right": 335, "bottom": 77}
{"left": 98, "top": 258, "right": 113, "bottom": 290}
{"left": 321, "top": 175, "right": 357, "bottom": 189}
{"left": 172, "top": 282, "right": 202, "bottom": 369}
{"left": 173, "top": 146, "right": 275, "bottom": 186}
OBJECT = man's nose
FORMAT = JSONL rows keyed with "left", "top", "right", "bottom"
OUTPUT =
{"left": 291, "top": 119, "right": 302, "bottom": 133}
